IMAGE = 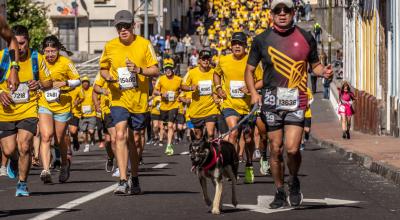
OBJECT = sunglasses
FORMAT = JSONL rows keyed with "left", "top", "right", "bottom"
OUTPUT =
{"left": 272, "top": 6, "right": 293, "bottom": 14}
{"left": 116, "top": 23, "right": 132, "bottom": 31}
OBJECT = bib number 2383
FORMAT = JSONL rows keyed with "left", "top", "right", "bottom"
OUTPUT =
{"left": 118, "top": 67, "right": 137, "bottom": 90}
{"left": 45, "top": 88, "right": 60, "bottom": 103}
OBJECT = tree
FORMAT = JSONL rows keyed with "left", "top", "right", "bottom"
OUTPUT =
{"left": 7, "top": 0, "right": 49, "bottom": 50}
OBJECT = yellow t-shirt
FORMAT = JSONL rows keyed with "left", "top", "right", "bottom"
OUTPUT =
{"left": 94, "top": 73, "right": 112, "bottom": 118}
{"left": 214, "top": 54, "right": 262, "bottom": 115}
{"left": 99, "top": 36, "right": 158, "bottom": 114}
{"left": 155, "top": 75, "right": 182, "bottom": 111}
{"left": 0, "top": 49, "right": 51, "bottom": 121}
{"left": 81, "top": 86, "right": 96, "bottom": 118}
{"left": 150, "top": 95, "right": 161, "bottom": 116}
{"left": 38, "top": 55, "right": 80, "bottom": 114}
{"left": 182, "top": 67, "right": 218, "bottom": 118}
{"left": 69, "top": 86, "right": 84, "bottom": 118}
{"left": 305, "top": 88, "right": 313, "bottom": 118}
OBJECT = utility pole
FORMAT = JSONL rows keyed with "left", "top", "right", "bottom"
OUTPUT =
{"left": 157, "top": 0, "right": 161, "bottom": 35}
{"left": 144, "top": 0, "right": 149, "bottom": 39}
{"left": 328, "top": 0, "right": 332, "bottom": 63}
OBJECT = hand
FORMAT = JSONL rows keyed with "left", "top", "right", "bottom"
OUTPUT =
{"left": 178, "top": 96, "right": 184, "bottom": 102}
{"left": 28, "top": 80, "right": 40, "bottom": 91}
{"left": 0, "top": 91, "right": 13, "bottom": 107}
{"left": 53, "top": 81, "right": 67, "bottom": 89}
{"left": 162, "top": 93, "right": 168, "bottom": 98}
{"left": 250, "top": 92, "right": 262, "bottom": 106}
{"left": 74, "top": 99, "right": 80, "bottom": 106}
{"left": 213, "top": 97, "right": 222, "bottom": 104}
{"left": 126, "top": 58, "right": 141, "bottom": 74}
{"left": 216, "top": 88, "right": 226, "bottom": 99}
{"left": 240, "top": 86, "right": 249, "bottom": 95}
{"left": 7, "top": 68, "right": 19, "bottom": 93}
{"left": 95, "top": 105, "right": 101, "bottom": 113}
{"left": 101, "top": 88, "right": 110, "bottom": 96}
{"left": 191, "top": 85, "right": 198, "bottom": 92}
{"left": 323, "top": 64, "right": 333, "bottom": 79}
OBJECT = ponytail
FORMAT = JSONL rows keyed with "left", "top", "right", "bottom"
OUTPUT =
{"left": 42, "top": 35, "right": 74, "bottom": 56}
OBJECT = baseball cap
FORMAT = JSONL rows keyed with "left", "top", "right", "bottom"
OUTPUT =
{"left": 270, "top": 0, "right": 294, "bottom": 9}
{"left": 113, "top": 10, "right": 133, "bottom": 25}
{"left": 199, "top": 49, "right": 212, "bottom": 59}
{"left": 163, "top": 63, "right": 174, "bottom": 70}
{"left": 81, "top": 76, "right": 90, "bottom": 82}
{"left": 231, "top": 32, "right": 247, "bottom": 43}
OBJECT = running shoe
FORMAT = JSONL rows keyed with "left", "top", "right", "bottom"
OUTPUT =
{"left": 346, "top": 130, "right": 351, "bottom": 139}
{"left": 52, "top": 159, "right": 61, "bottom": 170}
{"left": 83, "top": 144, "right": 90, "bottom": 152}
{"left": 139, "top": 157, "right": 144, "bottom": 165}
{"left": 31, "top": 157, "right": 40, "bottom": 167}
{"left": 239, "top": 155, "right": 245, "bottom": 163}
{"left": 259, "top": 157, "right": 270, "bottom": 176}
{"left": 300, "top": 143, "right": 305, "bottom": 151}
{"left": 165, "top": 144, "right": 174, "bottom": 156}
{"left": 288, "top": 176, "right": 303, "bottom": 207}
{"left": 244, "top": 166, "right": 254, "bottom": 184}
{"left": 105, "top": 158, "right": 114, "bottom": 173}
{"left": 0, "top": 166, "right": 7, "bottom": 176}
{"left": 146, "top": 139, "right": 153, "bottom": 145}
{"left": 15, "top": 181, "right": 30, "bottom": 197}
{"left": 269, "top": 187, "right": 287, "bottom": 209}
{"left": 112, "top": 168, "right": 120, "bottom": 177}
{"left": 114, "top": 179, "right": 129, "bottom": 195}
{"left": 72, "top": 139, "right": 80, "bottom": 151}
{"left": 40, "top": 170, "right": 52, "bottom": 184}
{"left": 7, "top": 159, "right": 18, "bottom": 179}
{"left": 59, "top": 159, "right": 71, "bottom": 183}
{"left": 158, "top": 142, "right": 163, "bottom": 147}
{"left": 253, "top": 149, "right": 261, "bottom": 160}
{"left": 128, "top": 176, "right": 142, "bottom": 195}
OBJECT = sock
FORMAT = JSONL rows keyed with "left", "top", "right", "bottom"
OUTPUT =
{"left": 304, "top": 132, "right": 310, "bottom": 141}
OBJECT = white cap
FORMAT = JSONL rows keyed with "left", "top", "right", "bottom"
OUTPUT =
{"left": 271, "top": 0, "right": 294, "bottom": 9}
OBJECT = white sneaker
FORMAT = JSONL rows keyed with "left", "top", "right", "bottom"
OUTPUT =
{"left": 253, "top": 149, "right": 261, "bottom": 160}
{"left": 0, "top": 166, "right": 7, "bottom": 176}
{"left": 83, "top": 144, "right": 90, "bottom": 152}
{"left": 112, "top": 168, "right": 120, "bottom": 177}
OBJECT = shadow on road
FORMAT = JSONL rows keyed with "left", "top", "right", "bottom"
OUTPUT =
{"left": 143, "top": 190, "right": 199, "bottom": 195}
{"left": 30, "top": 190, "right": 90, "bottom": 196}
{"left": 0, "top": 208, "right": 80, "bottom": 217}
{"left": 294, "top": 204, "right": 363, "bottom": 211}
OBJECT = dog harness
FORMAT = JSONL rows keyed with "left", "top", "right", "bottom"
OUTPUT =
{"left": 202, "top": 140, "right": 223, "bottom": 174}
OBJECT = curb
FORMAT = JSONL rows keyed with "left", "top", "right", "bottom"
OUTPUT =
{"left": 309, "top": 135, "right": 400, "bottom": 186}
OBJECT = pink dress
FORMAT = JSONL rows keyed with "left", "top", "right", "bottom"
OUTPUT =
{"left": 338, "top": 91, "right": 354, "bottom": 116}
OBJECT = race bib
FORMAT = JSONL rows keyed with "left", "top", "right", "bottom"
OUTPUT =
{"left": 12, "top": 83, "right": 29, "bottom": 103}
{"left": 82, "top": 105, "right": 92, "bottom": 114}
{"left": 44, "top": 88, "right": 60, "bottom": 103}
{"left": 156, "top": 102, "right": 161, "bottom": 111}
{"left": 198, "top": 80, "right": 212, "bottom": 96}
{"left": 276, "top": 87, "right": 299, "bottom": 111}
{"left": 230, "top": 80, "right": 245, "bottom": 98}
{"left": 117, "top": 67, "right": 137, "bottom": 90}
{"left": 167, "top": 91, "right": 175, "bottom": 102}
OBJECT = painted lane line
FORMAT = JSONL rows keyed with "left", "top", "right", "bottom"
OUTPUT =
{"left": 29, "top": 184, "right": 117, "bottom": 220}
{"left": 152, "top": 163, "right": 168, "bottom": 169}
{"left": 180, "top": 151, "right": 190, "bottom": 155}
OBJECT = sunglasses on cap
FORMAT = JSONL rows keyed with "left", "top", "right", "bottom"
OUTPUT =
{"left": 272, "top": 6, "right": 293, "bottom": 14}
{"left": 116, "top": 22, "right": 132, "bottom": 31}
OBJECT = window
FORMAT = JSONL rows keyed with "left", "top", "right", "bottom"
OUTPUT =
{"left": 94, "top": 0, "right": 116, "bottom": 7}
{"left": 90, "top": 20, "right": 113, "bottom": 27}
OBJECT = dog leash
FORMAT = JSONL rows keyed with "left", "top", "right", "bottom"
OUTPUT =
{"left": 213, "top": 103, "right": 260, "bottom": 142}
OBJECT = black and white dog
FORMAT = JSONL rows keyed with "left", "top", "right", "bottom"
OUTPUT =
{"left": 189, "top": 131, "right": 239, "bottom": 215}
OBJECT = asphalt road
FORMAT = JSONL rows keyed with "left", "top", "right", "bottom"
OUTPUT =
{"left": 1, "top": 139, "right": 399, "bottom": 220}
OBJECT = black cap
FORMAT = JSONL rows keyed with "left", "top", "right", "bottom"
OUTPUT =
{"left": 231, "top": 32, "right": 247, "bottom": 43}
{"left": 199, "top": 49, "right": 212, "bottom": 58}
{"left": 114, "top": 10, "right": 133, "bottom": 25}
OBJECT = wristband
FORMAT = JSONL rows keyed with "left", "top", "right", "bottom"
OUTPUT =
{"left": 215, "top": 85, "right": 222, "bottom": 90}
{"left": 139, "top": 67, "right": 143, "bottom": 75}
{"left": 67, "top": 79, "right": 81, "bottom": 88}
{"left": 11, "top": 61, "right": 18, "bottom": 66}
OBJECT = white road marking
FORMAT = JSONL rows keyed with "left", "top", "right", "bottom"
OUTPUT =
{"left": 29, "top": 184, "right": 117, "bottom": 220}
{"left": 224, "top": 195, "right": 361, "bottom": 214}
{"left": 152, "top": 163, "right": 168, "bottom": 169}
{"left": 180, "top": 151, "right": 190, "bottom": 155}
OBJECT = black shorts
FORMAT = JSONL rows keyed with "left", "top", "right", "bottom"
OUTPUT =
{"left": 101, "top": 113, "right": 114, "bottom": 133}
{"left": 0, "top": 118, "right": 38, "bottom": 138}
{"left": 260, "top": 109, "right": 305, "bottom": 132}
{"left": 69, "top": 116, "right": 80, "bottom": 127}
{"left": 151, "top": 114, "right": 160, "bottom": 121}
{"left": 304, "top": 117, "right": 312, "bottom": 128}
{"left": 191, "top": 114, "right": 217, "bottom": 129}
{"left": 96, "top": 117, "right": 103, "bottom": 131}
{"left": 160, "top": 108, "right": 179, "bottom": 123}
{"left": 176, "top": 113, "right": 185, "bottom": 124}
{"left": 217, "top": 114, "right": 229, "bottom": 134}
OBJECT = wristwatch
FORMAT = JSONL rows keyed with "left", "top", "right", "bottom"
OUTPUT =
{"left": 10, "top": 61, "right": 20, "bottom": 71}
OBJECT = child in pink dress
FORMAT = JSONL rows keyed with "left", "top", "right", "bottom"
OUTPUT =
{"left": 338, "top": 81, "right": 355, "bottom": 139}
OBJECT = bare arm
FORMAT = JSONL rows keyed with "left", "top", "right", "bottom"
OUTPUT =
{"left": 312, "top": 62, "right": 333, "bottom": 79}
{"left": 213, "top": 72, "right": 226, "bottom": 99}
{"left": 0, "top": 16, "right": 19, "bottom": 92}
{"left": 92, "top": 88, "right": 101, "bottom": 112}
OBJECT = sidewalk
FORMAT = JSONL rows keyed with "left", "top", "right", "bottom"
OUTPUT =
{"left": 309, "top": 88, "right": 400, "bottom": 186}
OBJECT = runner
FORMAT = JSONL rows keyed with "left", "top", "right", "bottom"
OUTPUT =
{"left": 99, "top": 10, "right": 159, "bottom": 195}
{"left": 213, "top": 32, "right": 262, "bottom": 184}
{"left": 149, "top": 78, "right": 163, "bottom": 147}
{"left": 0, "top": 25, "right": 52, "bottom": 196}
{"left": 301, "top": 87, "right": 313, "bottom": 150}
{"left": 93, "top": 73, "right": 116, "bottom": 173}
{"left": 245, "top": 0, "right": 333, "bottom": 208}
{"left": 182, "top": 49, "right": 219, "bottom": 140}
{"left": 68, "top": 85, "right": 84, "bottom": 151}
{"left": 154, "top": 63, "right": 182, "bottom": 156}
{"left": 79, "top": 76, "right": 97, "bottom": 153}
{"left": 38, "top": 35, "right": 81, "bottom": 184}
